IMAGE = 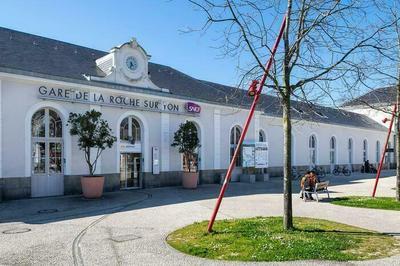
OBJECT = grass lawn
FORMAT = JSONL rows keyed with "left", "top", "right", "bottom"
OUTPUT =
{"left": 167, "top": 217, "right": 399, "bottom": 262}
{"left": 331, "top": 196, "right": 400, "bottom": 211}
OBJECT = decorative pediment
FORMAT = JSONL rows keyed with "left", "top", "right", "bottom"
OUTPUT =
{"left": 85, "top": 38, "right": 162, "bottom": 91}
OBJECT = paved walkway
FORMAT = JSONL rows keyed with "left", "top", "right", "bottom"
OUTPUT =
{"left": 0, "top": 171, "right": 399, "bottom": 265}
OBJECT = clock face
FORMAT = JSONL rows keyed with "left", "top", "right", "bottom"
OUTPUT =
{"left": 126, "top": 56, "right": 138, "bottom": 72}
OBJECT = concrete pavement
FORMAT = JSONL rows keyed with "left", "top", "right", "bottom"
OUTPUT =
{"left": 0, "top": 171, "right": 399, "bottom": 265}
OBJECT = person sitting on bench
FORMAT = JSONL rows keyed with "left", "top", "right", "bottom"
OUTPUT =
{"left": 300, "top": 172, "right": 316, "bottom": 200}
{"left": 310, "top": 170, "right": 320, "bottom": 183}
{"left": 364, "top": 160, "right": 370, "bottom": 173}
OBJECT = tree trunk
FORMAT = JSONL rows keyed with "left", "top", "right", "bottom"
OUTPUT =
{"left": 396, "top": 116, "right": 400, "bottom": 201}
{"left": 397, "top": 16, "right": 400, "bottom": 200}
{"left": 282, "top": 94, "right": 293, "bottom": 230}
{"left": 282, "top": 0, "right": 293, "bottom": 230}
{"left": 184, "top": 152, "right": 190, "bottom": 173}
{"left": 86, "top": 148, "right": 94, "bottom": 176}
{"left": 396, "top": 79, "right": 400, "bottom": 201}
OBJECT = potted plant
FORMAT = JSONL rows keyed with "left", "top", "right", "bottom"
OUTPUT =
{"left": 68, "top": 110, "right": 117, "bottom": 198}
{"left": 171, "top": 121, "right": 200, "bottom": 188}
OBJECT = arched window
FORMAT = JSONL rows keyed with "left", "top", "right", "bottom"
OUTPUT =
{"left": 182, "top": 121, "right": 199, "bottom": 172}
{"left": 230, "top": 125, "right": 242, "bottom": 167}
{"left": 387, "top": 141, "right": 392, "bottom": 164}
{"left": 348, "top": 138, "right": 353, "bottom": 165}
{"left": 120, "top": 117, "right": 141, "bottom": 143}
{"left": 329, "top": 137, "right": 336, "bottom": 166}
{"left": 309, "top": 135, "right": 317, "bottom": 166}
{"left": 376, "top": 141, "right": 381, "bottom": 163}
{"left": 49, "top": 110, "right": 62, "bottom": 138}
{"left": 31, "top": 108, "right": 63, "bottom": 175}
{"left": 259, "top": 130, "right": 266, "bottom": 142}
{"left": 363, "top": 139, "right": 368, "bottom": 162}
{"left": 32, "top": 109, "right": 46, "bottom": 138}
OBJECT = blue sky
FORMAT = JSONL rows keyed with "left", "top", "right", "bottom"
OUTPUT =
{"left": 0, "top": 0, "right": 239, "bottom": 85}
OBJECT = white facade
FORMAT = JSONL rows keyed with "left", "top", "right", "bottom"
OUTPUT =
{"left": 343, "top": 104, "right": 396, "bottom": 165}
{"left": 0, "top": 38, "right": 387, "bottom": 199}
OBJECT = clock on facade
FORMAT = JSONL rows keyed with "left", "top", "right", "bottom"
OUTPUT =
{"left": 126, "top": 56, "right": 138, "bottom": 72}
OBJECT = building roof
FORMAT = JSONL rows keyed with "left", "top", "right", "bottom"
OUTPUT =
{"left": 342, "top": 86, "right": 397, "bottom": 107}
{"left": 0, "top": 26, "right": 386, "bottom": 132}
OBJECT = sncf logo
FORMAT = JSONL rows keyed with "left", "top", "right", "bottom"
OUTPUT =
{"left": 185, "top": 102, "right": 201, "bottom": 113}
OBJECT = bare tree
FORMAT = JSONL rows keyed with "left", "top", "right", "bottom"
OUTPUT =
{"left": 395, "top": 6, "right": 400, "bottom": 202}
{"left": 377, "top": 0, "right": 400, "bottom": 201}
{"left": 344, "top": 0, "right": 400, "bottom": 201}
{"left": 378, "top": 0, "right": 400, "bottom": 202}
{"left": 188, "top": 0, "right": 394, "bottom": 229}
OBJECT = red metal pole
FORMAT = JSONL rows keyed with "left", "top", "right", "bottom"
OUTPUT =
{"left": 207, "top": 14, "right": 287, "bottom": 233}
{"left": 372, "top": 104, "right": 397, "bottom": 197}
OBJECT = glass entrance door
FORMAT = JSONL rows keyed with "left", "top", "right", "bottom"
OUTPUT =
{"left": 31, "top": 108, "right": 64, "bottom": 197}
{"left": 120, "top": 153, "right": 141, "bottom": 188}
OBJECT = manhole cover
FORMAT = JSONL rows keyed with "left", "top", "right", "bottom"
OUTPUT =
{"left": 2, "top": 228, "right": 31, "bottom": 234}
{"left": 111, "top": 234, "right": 141, "bottom": 243}
{"left": 37, "top": 209, "right": 58, "bottom": 214}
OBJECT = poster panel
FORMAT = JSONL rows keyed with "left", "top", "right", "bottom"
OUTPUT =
{"left": 242, "top": 145, "right": 255, "bottom": 167}
{"left": 255, "top": 142, "right": 268, "bottom": 168}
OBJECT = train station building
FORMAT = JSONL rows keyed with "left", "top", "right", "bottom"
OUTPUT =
{"left": 0, "top": 27, "right": 389, "bottom": 200}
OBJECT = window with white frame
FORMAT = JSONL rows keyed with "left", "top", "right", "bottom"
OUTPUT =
{"left": 387, "top": 141, "right": 392, "bottom": 164}
{"left": 363, "top": 139, "right": 368, "bottom": 162}
{"left": 259, "top": 130, "right": 266, "bottom": 142}
{"left": 309, "top": 135, "right": 317, "bottom": 166}
{"left": 120, "top": 117, "right": 141, "bottom": 143}
{"left": 376, "top": 140, "right": 380, "bottom": 163}
{"left": 329, "top": 137, "right": 336, "bottom": 165}
{"left": 348, "top": 138, "right": 353, "bottom": 164}
{"left": 230, "top": 125, "right": 242, "bottom": 167}
{"left": 181, "top": 122, "right": 199, "bottom": 172}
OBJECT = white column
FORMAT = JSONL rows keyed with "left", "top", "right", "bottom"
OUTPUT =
{"left": 161, "top": 113, "right": 170, "bottom": 171}
{"left": 214, "top": 109, "right": 221, "bottom": 169}
{"left": 254, "top": 113, "right": 260, "bottom": 141}
{"left": 0, "top": 79, "right": 2, "bottom": 178}
{"left": 90, "top": 105, "right": 102, "bottom": 174}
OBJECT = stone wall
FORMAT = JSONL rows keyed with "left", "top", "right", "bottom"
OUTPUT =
{"left": 0, "top": 163, "right": 369, "bottom": 200}
{"left": 0, "top": 177, "right": 31, "bottom": 200}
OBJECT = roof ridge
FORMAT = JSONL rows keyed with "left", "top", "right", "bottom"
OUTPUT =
{"left": 341, "top": 85, "right": 397, "bottom": 107}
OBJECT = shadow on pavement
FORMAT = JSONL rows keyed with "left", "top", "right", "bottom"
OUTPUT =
{"left": 0, "top": 170, "right": 395, "bottom": 226}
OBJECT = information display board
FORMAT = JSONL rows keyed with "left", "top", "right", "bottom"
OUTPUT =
{"left": 242, "top": 145, "right": 255, "bottom": 167}
{"left": 255, "top": 142, "right": 268, "bottom": 168}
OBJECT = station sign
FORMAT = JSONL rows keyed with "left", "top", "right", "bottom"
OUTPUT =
{"left": 185, "top": 102, "right": 201, "bottom": 113}
{"left": 37, "top": 86, "right": 201, "bottom": 116}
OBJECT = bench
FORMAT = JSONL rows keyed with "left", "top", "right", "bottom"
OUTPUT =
{"left": 302, "top": 181, "right": 330, "bottom": 202}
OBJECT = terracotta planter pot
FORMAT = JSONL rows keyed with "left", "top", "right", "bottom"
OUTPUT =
{"left": 81, "top": 176, "right": 105, "bottom": 199}
{"left": 182, "top": 172, "right": 199, "bottom": 189}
